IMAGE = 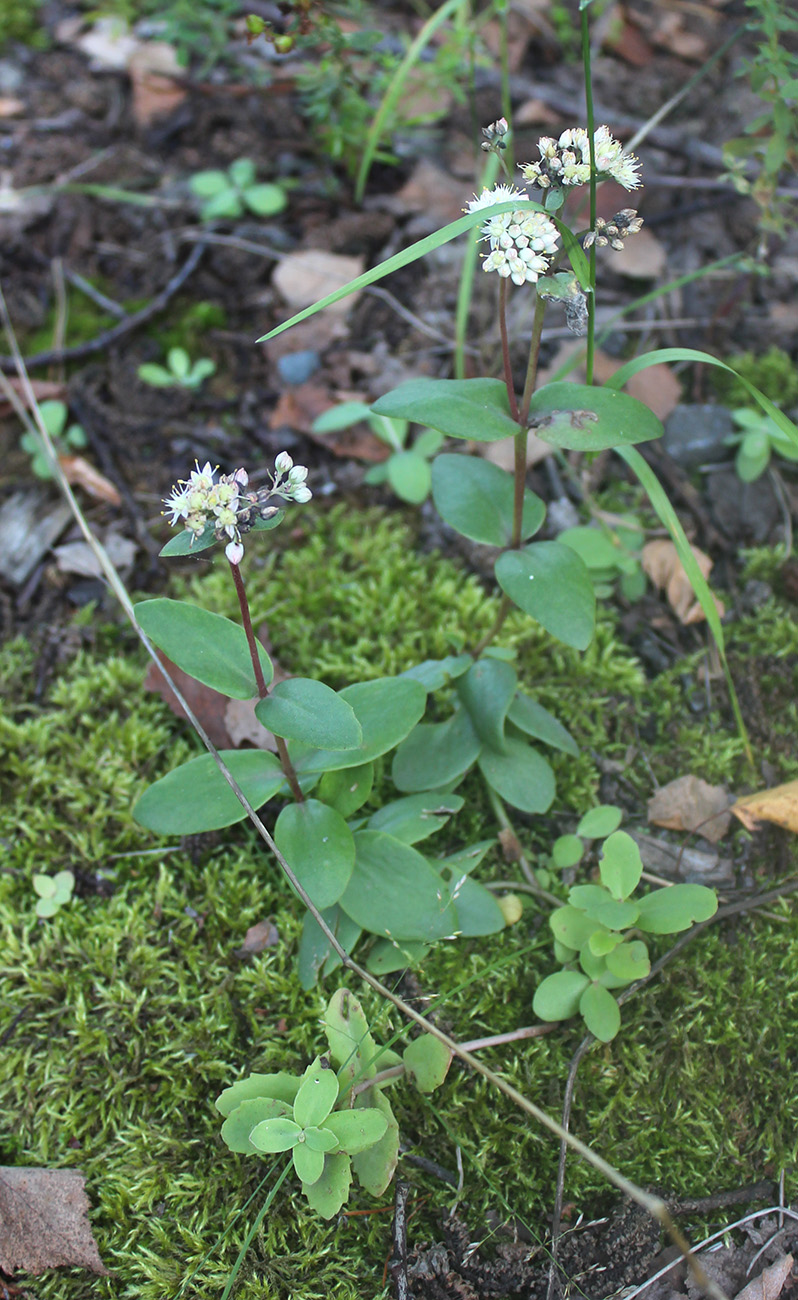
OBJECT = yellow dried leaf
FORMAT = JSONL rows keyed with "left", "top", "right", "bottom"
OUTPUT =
{"left": 732, "top": 780, "right": 798, "bottom": 834}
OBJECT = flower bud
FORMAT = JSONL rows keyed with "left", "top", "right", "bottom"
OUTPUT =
{"left": 287, "top": 465, "right": 308, "bottom": 484}
{"left": 275, "top": 451, "right": 293, "bottom": 474}
{"left": 292, "top": 484, "right": 312, "bottom": 504}
{"left": 225, "top": 540, "right": 244, "bottom": 565}
{"left": 497, "top": 893, "right": 523, "bottom": 926}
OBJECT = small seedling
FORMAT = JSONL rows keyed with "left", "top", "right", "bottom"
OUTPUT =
{"left": 534, "top": 818, "right": 717, "bottom": 1041}
{"left": 216, "top": 988, "right": 451, "bottom": 1217}
{"left": 559, "top": 518, "right": 646, "bottom": 601}
{"left": 21, "top": 400, "right": 87, "bottom": 479}
{"left": 137, "top": 347, "right": 216, "bottom": 390}
{"left": 726, "top": 407, "right": 798, "bottom": 482}
{"left": 311, "top": 402, "right": 444, "bottom": 504}
{"left": 189, "top": 157, "right": 287, "bottom": 222}
{"left": 33, "top": 870, "right": 75, "bottom": 919}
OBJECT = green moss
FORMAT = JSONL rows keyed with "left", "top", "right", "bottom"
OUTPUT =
{"left": 2, "top": 504, "right": 797, "bottom": 1297}
{"left": 148, "top": 298, "right": 227, "bottom": 356}
{"left": 712, "top": 345, "right": 798, "bottom": 410}
{"left": 0, "top": 0, "right": 47, "bottom": 49}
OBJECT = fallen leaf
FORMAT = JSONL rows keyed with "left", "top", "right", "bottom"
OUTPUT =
{"left": 272, "top": 250, "right": 365, "bottom": 313}
{"left": 601, "top": 10, "right": 653, "bottom": 66}
{"left": 144, "top": 652, "right": 233, "bottom": 748}
{"left": 626, "top": 362, "right": 681, "bottom": 422}
{"left": 734, "top": 1255, "right": 793, "bottom": 1300}
{"left": 224, "top": 696, "right": 276, "bottom": 750}
{"left": 498, "top": 827, "right": 523, "bottom": 862}
{"left": 59, "top": 455, "right": 121, "bottom": 506}
{"left": 641, "top": 538, "right": 725, "bottom": 624}
{"left": 630, "top": 831, "right": 733, "bottom": 887}
{"left": 54, "top": 530, "right": 135, "bottom": 577}
{"left": 0, "top": 378, "right": 66, "bottom": 418}
{"left": 0, "top": 490, "right": 71, "bottom": 586}
{"left": 482, "top": 431, "right": 553, "bottom": 472}
{"left": 128, "top": 42, "right": 185, "bottom": 127}
{"left": 269, "top": 383, "right": 335, "bottom": 436}
{"left": 601, "top": 227, "right": 667, "bottom": 280}
{"left": 393, "top": 159, "right": 466, "bottom": 228}
{"left": 0, "top": 1167, "right": 108, "bottom": 1275}
{"left": 647, "top": 775, "right": 733, "bottom": 843}
{"left": 732, "top": 780, "right": 798, "bottom": 834}
{"left": 76, "top": 15, "right": 140, "bottom": 69}
{"left": 234, "top": 918, "right": 279, "bottom": 957}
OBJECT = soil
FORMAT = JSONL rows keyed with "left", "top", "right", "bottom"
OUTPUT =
{"left": 1, "top": 2, "right": 797, "bottom": 1298}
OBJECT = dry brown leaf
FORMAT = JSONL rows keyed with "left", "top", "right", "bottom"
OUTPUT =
{"left": 223, "top": 696, "right": 275, "bottom": 751}
{"left": 59, "top": 455, "right": 121, "bottom": 506}
{"left": 0, "top": 378, "right": 66, "bottom": 418}
{"left": 272, "top": 250, "right": 365, "bottom": 313}
{"left": 144, "top": 653, "right": 233, "bottom": 748}
{"left": 641, "top": 538, "right": 725, "bottom": 624}
{"left": 128, "top": 42, "right": 185, "bottom": 126}
{"left": 0, "top": 1167, "right": 108, "bottom": 1276}
{"left": 393, "top": 159, "right": 465, "bottom": 227}
{"left": 647, "top": 775, "right": 732, "bottom": 843}
{"left": 603, "top": 227, "right": 667, "bottom": 280}
{"left": 626, "top": 362, "right": 681, "bottom": 422}
{"left": 732, "top": 780, "right": 798, "bottom": 834}
{"left": 234, "top": 918, "right": 279, "bottom": 957}
{"left": 734, "top": 1255, "right": 793, "bottom": 1300}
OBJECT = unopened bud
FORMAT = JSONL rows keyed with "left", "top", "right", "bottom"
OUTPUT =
{"left": 275, "top": 451, "right": 293, "bottom": 473}
{"left": 497, "top": 893, "right": 523, "bottom": 926}
{"left": 292, "top": 484, "right": 312, "bottom": 504}
{"left": 225, "top": 541, "right": 244, "bottom": 565}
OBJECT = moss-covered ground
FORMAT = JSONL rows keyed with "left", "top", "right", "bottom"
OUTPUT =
{"left": 1, "top": 507, "right": 797, "bottom": 1299}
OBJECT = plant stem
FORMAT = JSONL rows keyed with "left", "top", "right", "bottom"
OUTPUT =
{"left": 485, "top": 784, "right": 561, "bottom": 905}
{"left": 581, "top": 4, "right": 597, "bottom": 385}
{"left": 470, "top": 593, "right": 511, "bottom": 658}
{"left": 499, "top": 277, "right": 520, "bottom": 421}
{"left": 519, "top": 293, "right": 546, "bottom": 425}
{"left": 229, "top": 557, "right": 304, "bottom": 804}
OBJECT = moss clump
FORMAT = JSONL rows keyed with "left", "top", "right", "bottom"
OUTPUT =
{"left": 2, "top": 503, "right": 797, "bottom": 1297}
{"left": 0, "top": 0, "right": 46, "bottom": 49}
{"left": 712, "top": 345, "right": 798, "bottom": 411}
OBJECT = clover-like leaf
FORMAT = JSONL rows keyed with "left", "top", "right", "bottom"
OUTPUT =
{"left": 220, "top": 1097, "right": 292, "bottom": 1154}
{"left": 248, "top": 1117, "right": 302, "bottom": 1153}
{"left": 303, "top": 1151, "right": 352, "bottom": 1218}
{"left": 579, "top": 983, "right": 621, "bottom": 1041}
{"left": 533, "top": 970, "right": 591, "bottom": 1021}
{"left": 598, "top": 831, "right": 643, "bottom": 901}
{"left": 303, "top": 1126, "right": 340, "bottom": 1154}
{"left": 293, "top": 1140, "right": 325, "bottom": 1186}
{"left": 321, "top": 1107, "right": 388, "bottom": 1155}
{"left": 636, "top": 883, "right": 717, "bottom": 934}
{"left": 215, "top": 1072, "right": 300, "bottom": 1118}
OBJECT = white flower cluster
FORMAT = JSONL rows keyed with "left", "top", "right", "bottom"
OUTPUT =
{"left": 520, "top": 125, "right": 641, "bottom": 192}
{"left": 466, "top": 185, "right": 560, "bottom": 286}
{"left": 163, "top": 452, "right": 311, "bottom": 565}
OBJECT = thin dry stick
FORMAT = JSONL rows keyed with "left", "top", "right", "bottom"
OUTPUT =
{"left": 0, "top": 294, "right": 725, "bottom": 1300}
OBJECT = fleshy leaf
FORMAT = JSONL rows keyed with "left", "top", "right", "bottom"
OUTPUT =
{"left": 274, "top": 799, "right": 355, "bottom": 909}
{"left": 636, "top": 883, "right": 717, "bottom": 934}
{"left": 352, "top": 1089, "right": 399, "bottom": 1196}
{"left": 303, "top": 1126, "right": 340, "bottom": 1154}
{"left": 323, "top": 988, "right": 379, "bottom": 1089}
{"left": 293, "top": 1141, "right": 325, "bottom": 1186}
{"left": 340, "top": 832, "right": 458, "bottom": 941}
{"left": 569, "top": 884, "right": 639, "bottom": 930}
{"left": 317, "top": 763, "right": 374, "bottom": 817}
{"left": 495, "top": 542, "right": 595, "bottom": 650}
{"left": 135, "top": 599, "right": 273, "bottom": 699}
{"left": 576, "top": 805, "right": 623, "bottom": 838}
{"left": 599, "top": 831, "right": 643, "bottom": 901}
{"left": 579, "top": 983, "right": 621, "bottom": 1041}
{"left": 133, "top": 750, "right": 288, "bottom": 835}
{"left": 302, "top": 1152, "right": 352, "bottom": 1218}
{"left": 392, "top": 708, "right": 481, "bottom": 792}
{"left": 366, "top": 938, "right": 430, "bottom": 974}
{"left": 321, "top": 1108, "right": 388, "bottom": 1155}
{"left": 431, "top": 454, "right": 544, "bottom": 546}
{"left": 549, "top": 904, "right": 603, "bottom": 951}
{"left": 371, "top": 378, "right": 520, "bottom": 442}
{"left": 402, "top": 1035, "right": 452, "bottom": 1093}
{"left": 478, "top": 739, "right": 555, "bottom": 814}
{"left": 456, "top": 658, "right": 517, "bottom": 753}
{"left": 605, "top": 940, "right": 650, "bottom": 982}
{"left": 527, "top": 382, "right": 663, "bottom": 451}
{"left": 398, "top": 655, "right": 473, "bottom": 692}
{"left": 552, "top": 835, "right": 584, "bottom": 868}
{"left": 291, "top": 677, "right": 426, "bottom": 774}
{"left": 533, "top": 970, "right": 591, "bottom": 1021}
{"left": 255, "top": 679, "right": 361, "bottom": 750}
{"left": 367, "top": 793, "right": 463, "bottom": 844}
{"left": 507, "top": 694, "right": 579, "bottom": 756}
{"left": 215, "top": 1072, "right": 300, "bottom": 1117}
{"left": 220, "top": 1097, "right": 292, "bottom": 1154}
{"left": 248, "top": 1117, "right": 302, "bottom": 1153}
{"left": 293, "top": 1057, "right": 340, "bottom": 1129}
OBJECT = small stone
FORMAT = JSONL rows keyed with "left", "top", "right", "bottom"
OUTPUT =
{"left": 277, "top": 350, "right": 321, "bottom": 386}
{"left": 662, "top": 404, "right": 734, "bottom": 470}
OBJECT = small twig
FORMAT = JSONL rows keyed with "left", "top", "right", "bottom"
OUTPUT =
{"left": 389, "top": 1181, "right": 410, "bottom": 1300}
{"left": 64, "top": 268, "right": 128, "bottom": 320}
{"left": 51, "top": 257, "right": 68, "bottom": 381}
{"left": 0, "top": 239, "right": 206, "bottom": 371}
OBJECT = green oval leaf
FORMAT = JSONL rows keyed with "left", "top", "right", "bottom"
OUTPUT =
{"left": 495, "top": 542, "right": 595, "bottom": 650}
{"left": 133, "top": 750, "right": 287, "bottom": 834}
{"left": 579, "top": 983, "right": 621, "bottom": 1042}
{"left": 340, "top": 831, "right": 458, "bottom": 941}
{"left": 352, "top": 1089, "right": 399, "bottom": 1196}
{"left": 402, "top": 1035, "right": 452, "bottom": 1093}
{"left": 552, "top": 834, "right": 584, "bottom": 868}
{"left": 456, "top": 658, "right": 517, "bottom": 753}
{"left": 636, "top": 883, "right": 718, "bottom": 934}
{"left": 431, "top": 454, "right": 545, "bottom": 546}
{"left": 367, "top": 793, "right": 463, "bottom": 844}
{"left": 274, "top": 799, "right": 355, "bottom": 909}
{"left": 293, "top": 1141, "right": 325, "bottom": 1186}
{"left": 533, "top": 970, "right": 590, "bottom": 1021}
{"left": 371, "top": 379, "right": 520, "bottom": 443}
{"left": 292, "top": 677, "right": 426, "bottom": 774}
{"left": 527, "top": 382, "right": 663, "bottom": 451}
{"left": 303, "top": 1125, "right": 340, "bottom": 1154}
{"left": 135, "top": 599, "right": 273, "bottom": 700}
{"left": 216, "top": 1072, "right": 300, "bottom": 1118}
{"left": 444, "top": 874, "right": 506, "bottom": 937}
{"left": 160, "top": 525, "right": 217, "bottom": 556}
{"left": 399, "top": 654, "right": 473, "bottom": 692}
{"left": 605, "top": 940, "right": 650, "bottom": 982}
{"left": 321, "top": 1108, "right": 388, "bottom": 1155}
{"left": 255, "top": 678, "right": 361, "bottom": 749}
{"left": 244, "top": 182, "right": 287, "bottom": 216}
{"left": 386, "top": 451, "right": 431, "bottom": 503}
{"left": 317, "top": 763, "right": 374, "bottom": 818}
{"left": 599, "top": 831, "right": 643, "bottom": 901}
{"left": 220, "top": 1097, "right": 292, "bottom": 1153}
{"left": 248, "top": 1116, "right": 302, "bottom": 1153}
{"left": 323, "top": 987, "right": 379, "bottom": 1086}
{"left": 297, "top": 906, "right": 362, "bottom": 991}
{"left": 293, "top": 1057, "right": 339, "bottom": 1129}
{"left": 478, "top": 738, "right": 555, "bottom": 814}
{"left": 576, "top": 805, "right": 623, "bottom": 838}
{"left": 303, "top": 1151, "right": 352, "bottom": 1218}
{"left": 507, "top": 694, "right": 579, "bottom": 756}
{"left": 392, "top": 707, "right": 481, "bottom": 792}
{"left": 550, "top": 904, "right": 603, "bottom": 951}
